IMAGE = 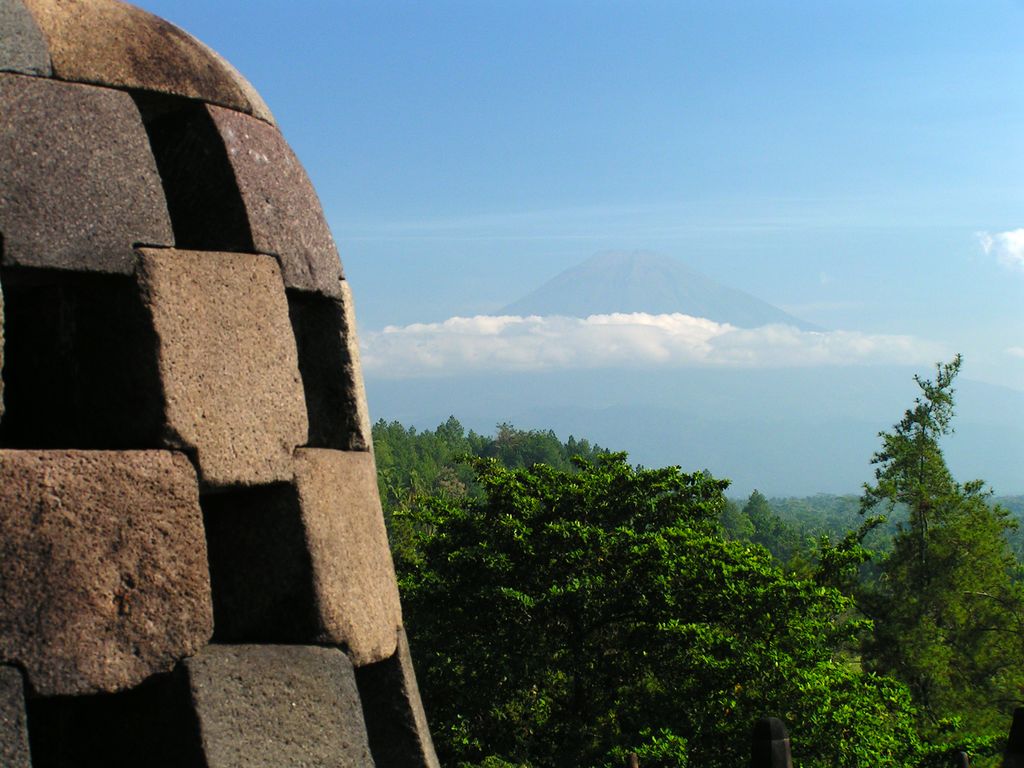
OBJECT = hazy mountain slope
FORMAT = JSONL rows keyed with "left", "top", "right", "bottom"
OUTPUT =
{"left": 364, "top": 368, "right": 1024, "bottom": 497}
{"left": 501, "top": 250, "right": 818, "bottom": 330}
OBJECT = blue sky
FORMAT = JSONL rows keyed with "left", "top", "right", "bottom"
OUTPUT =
{"left": 136, "top": 0, "right": 1024, "bottom": 391}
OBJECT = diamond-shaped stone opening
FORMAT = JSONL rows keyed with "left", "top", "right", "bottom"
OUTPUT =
{"left": 133, "top": 93, "right": 253, "bottom": 254}
{"left": 201, "top": 483, "right": 322, "bottom": 643}
{"left": 26, "top": 669, "right": 203, "bottom": 768}
{"left": 287, "top": 290, "right": 368, "bottom": 451}
{"left": 0, "top": 266, "right": 164, "bottom": 449}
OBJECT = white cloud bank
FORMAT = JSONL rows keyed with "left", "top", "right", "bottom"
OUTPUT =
{"left": 361, "top": 313, "right": 945, "bottom": 378}
{"left": 978, "top": 228, "right": 1024, "bottom": 271}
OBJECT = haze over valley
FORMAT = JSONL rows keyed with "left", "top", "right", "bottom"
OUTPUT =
{"left": 361, "top": 251, "right": 1024, "bottom": 497}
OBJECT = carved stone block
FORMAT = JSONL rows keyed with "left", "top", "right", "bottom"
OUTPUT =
{"left": 22, "top": 0, "right": 263, "bottom": 115}
{"left": 184, "top": 645, "right": 375, "bottom": 768}
{"left": 204, "top": 450, "right": 401, "bottom": 666}
{"left": 0, "top": 667, "right": 30, "bottom": 768}
{"left": 0, "top": 74, "right": 173, "bottom": 273}
{"left": 0, "top": 0, "right": 50, "bottom": 75}
{"left": 137, "top": 248, "right": 308, "bottom": 488}
{"left": 208, "top": 105, "right": 343, "bottom": 298}
{"left": 0, "top": 450, "right": 212, "bottom": 696}
{"left": 294, "top": 448, "right": 402, "bottom": 665}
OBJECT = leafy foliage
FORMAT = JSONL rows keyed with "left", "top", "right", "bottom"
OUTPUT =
{"left": 858, "top": 356, "right": 1024, "bottom": 745}
{"left": 380, "top": 357, "right": 1023, "bottom": 765}
{"left": 373, "top": 417, "right": 608, "bottom": 520}
{"left": 396, "top": 455, "right": 923, "bottom": 768}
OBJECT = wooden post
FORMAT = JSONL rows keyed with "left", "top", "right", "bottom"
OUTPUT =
{"left": 625, "top": 752, "right": 640, "bottom": 768}
{"left": 750, "top": 717, "right": 793, "bottom": 768}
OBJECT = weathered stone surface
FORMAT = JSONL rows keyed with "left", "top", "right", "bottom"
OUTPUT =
{"left": 288, "top": 281, "right": 372, "bottom": 451}
{"left": 208, "top": 105, "right": 343, "bottom": 298}
{"left": 356, "top": 628, "right": 440, "bottom": 768}
{"left": 295, "top": 449, "right": 402, "bottom": 665}
{"left": 184, "top": 645, "right": 375, "bottom": 768}
{"left": 0, "top": 667, "right": 30, "bottom": 768}
{"left": 0, "top": 0, "right": 50, "bottom": 75}
{"left": 0, "top": 450, "right": 213, "bottom": 696}
{"left": 137, "top": 248, "right": 308, "bottom": 488}
{"left": 197, "top": 37, "right": 275, "bottom": 124}
{"left": 0, "top": 74, "right": 173, "bottom": 274}
{"left": 21, "top": 0, "right": 262, "bottom": 114}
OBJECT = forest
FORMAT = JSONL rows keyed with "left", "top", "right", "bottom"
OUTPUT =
{"left": 373, "top": 356, "right": 1024, "bottom": 768}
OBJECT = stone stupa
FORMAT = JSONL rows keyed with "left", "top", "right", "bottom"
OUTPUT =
{"left": 0, "top": 0, "right": 438, "bottom": 765}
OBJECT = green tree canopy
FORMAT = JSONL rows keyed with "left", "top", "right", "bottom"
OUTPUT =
{"left": 859, "top": 355, "right": 1024, "bottom": 739}
{"left": 397, "top": 455, "right": 922, "bottom": 768}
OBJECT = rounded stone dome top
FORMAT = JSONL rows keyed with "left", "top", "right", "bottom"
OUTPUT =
{"left": 2, "top": 0, "right": 274, "bottom": 122}
{"left": 0, "top": 0, "right": 344, "bottom": 293}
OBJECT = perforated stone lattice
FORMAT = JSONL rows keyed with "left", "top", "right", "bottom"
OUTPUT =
{"left": 0, "top": 1, "right": 438, "bottom": 765}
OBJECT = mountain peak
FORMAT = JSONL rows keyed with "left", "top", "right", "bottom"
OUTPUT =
{"left": 502, "top": 250, "right": 817, "bottom": 330}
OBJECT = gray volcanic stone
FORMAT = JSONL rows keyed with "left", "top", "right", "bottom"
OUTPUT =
{"left": 184, "top": 645, "right": 375, "bottom": 768}
{"left": 21, "top": 0, "right": 260, "bottom": 114}
{"left": 0, "top": 74, "right": 173, "bottom": 274}
{"left": 0, "top": 0, "right": 50, "bottom": 75}
{"left": 0, "top": 450, "right": 213, "bottom": 696}
{"left": 208, "top": 105, "right": 344, "bottom": 298}
{"left": 294, "top": 449, "right": 402, "bottom": 665}
{"left": 137, "top": 248, "right": 308, "bottom": 489}
{"left": 288, "top": 281, "right": 372, "bottom": 451}
{"left": 0, "top": 667, "right": 30, "bottom": 768}
{"left": 356, "top": 628, "right": 440, "bottom": 768}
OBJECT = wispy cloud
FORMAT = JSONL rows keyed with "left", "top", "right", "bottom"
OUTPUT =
{"left": 361, "top": 313, "right": 943, "bottom": 378}
{"left": 1007, "top": 346, "right": 1024, "bottom": 359}
{"left": 978, "top": 228, "right": 1024, "bottom": 271}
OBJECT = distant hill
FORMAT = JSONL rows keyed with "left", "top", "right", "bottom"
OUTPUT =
{"left": 364, "top": 367, "right": 1024, "bottom": 497}
{"left": 501, "top": 250, "right": 818, "bottom": 330}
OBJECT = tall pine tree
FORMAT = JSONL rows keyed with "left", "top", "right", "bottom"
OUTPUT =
{"left": 860, "top": 355, "right": 1024, "bottom": 735}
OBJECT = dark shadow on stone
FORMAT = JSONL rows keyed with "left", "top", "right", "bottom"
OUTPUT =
{"left": 287, "top": 289, "right": 367, "bottom": 450}
{"left": 202, "top": 483, "right": 320, "bottom": 642}
{"left": 0, "top": 666, "right": 31, "bottom": 768}
{"left": 355, "top": 628, "right": 440, "bottom": 768}
{"left": 0, "top": 267, "right": 164, "bottom": 449}
{"left": 133, "top": 92, "right": 253, "bottom": 252}
{"left": 26, "top": 668, "right": 204, "bottom": 768}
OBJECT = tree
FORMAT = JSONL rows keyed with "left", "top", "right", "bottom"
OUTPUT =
{"left": 744, "top": 490, "right": 805, "bottom": 566}
{"left": 397, "top": 455, "right": 923, "bottom": 768}
{"left": 859, "top": 355, "right": 1024, "bottom": 738}
{"left": 718, "top": 498, "right": 754, "bottom": 541}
